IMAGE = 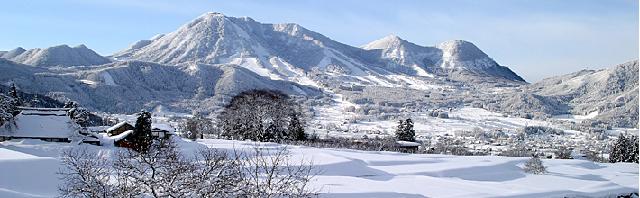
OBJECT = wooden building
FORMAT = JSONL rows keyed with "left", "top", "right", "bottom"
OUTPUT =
{"left": 0, "top": 107, "right": 98, "bottom": 144}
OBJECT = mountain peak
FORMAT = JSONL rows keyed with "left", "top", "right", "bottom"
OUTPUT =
{"left": 362, "top": 34, "right": 407, "bottom": 50}
{"left": 8, "top": 44, "right": 110, "bottom": 67}
{"left": 437, "top": 40, "right": 488, "bottom": 61}
{"left": 74, "top": 44, "right": 88, "bottom": 49}
{"left": 0, "top": 47, "right": 26, "bottom": 59}
{"left": 12, "top": 47, "right": 26, "bottom": 52}
{"left": 202, "top": 12, "right": 225, "bottom": 18}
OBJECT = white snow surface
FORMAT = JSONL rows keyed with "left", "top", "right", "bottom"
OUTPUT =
{"left": 0, "top": 138, "right": 637, "bottom": 198}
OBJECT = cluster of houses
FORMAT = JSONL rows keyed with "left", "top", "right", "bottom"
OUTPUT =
{"left": 0, "top": 107, "right": 175, "bottom": 149}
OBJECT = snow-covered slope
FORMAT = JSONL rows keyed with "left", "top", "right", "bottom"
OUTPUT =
{"left": 0, "top": 138, "right": 637, "bottom": 198}
{"left": 363, "top": 35, "right": 525, "bottom": 83}
{"left": 362, "top": 35, "right": 441, "bottom": 76}
{"left": 526, "top": 60, "right": 639, "bottom": 127}
{"left": 114, "top": 12, "right": 380, "bottom": 79}
{"left": 8, "top": 45, "right": 110, "bottom": 67}
{"left": 0, "top": 47, "right": 27, "bottom": 59}
{"left": 0, "top": 59, "right": 319, "bottom": 113}
{"left": 114, "top": 12, "right": 524, "bottom": 86}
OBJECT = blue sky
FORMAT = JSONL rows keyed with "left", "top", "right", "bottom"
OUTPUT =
{"left": 0, "top": 0, "right": 637, "bottom": 82}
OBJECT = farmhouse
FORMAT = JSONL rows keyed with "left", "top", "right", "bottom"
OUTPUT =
{"left": 151, "top": 123, "right": 175, "bottom": 139}
{"left": 0, "top": 107, "right": 98, "bottom": 144}
{"left": 104, "top": 121, "right": 175, "bottom": 149}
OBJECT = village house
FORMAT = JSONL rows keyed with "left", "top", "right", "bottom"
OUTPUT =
{"left": 103, "top": 121, "right": 175, "bottom": 149}
{"left": 0, "top": 107, "right": 99, "bottom": 144}
{"left": 106, "top": 121, "right": 135, "bottom": 136}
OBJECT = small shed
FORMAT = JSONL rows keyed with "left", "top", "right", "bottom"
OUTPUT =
{"left": 395, "top": 141, "right": 421, "bottom": 153}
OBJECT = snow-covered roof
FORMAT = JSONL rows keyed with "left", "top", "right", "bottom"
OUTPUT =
{"left": 108, "top": 130, "right": 133, "bottom": 142}
{"left": 0, "top": 110, "right": 78, "bottom": 139}
{"left": 106, "top": 121, "right": 132, "bottom": 132}
{"left": 17, "top": 107, "right": 71, "bottom": 112}
{"left": 151, "top": 123, "right": 175, "bottom": 133}
{"left": 396, "top": 141, "right": 421, "bottom": 147}
{"left": 86, "top": 126, "right": 110, "bottom": 132}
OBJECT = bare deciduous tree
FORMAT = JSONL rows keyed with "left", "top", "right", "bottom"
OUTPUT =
{"left": 238, "top": 145, "right": 316, "bottom": 197}
{"left": 58, "top": 139, "right": 317, "bottom": 197}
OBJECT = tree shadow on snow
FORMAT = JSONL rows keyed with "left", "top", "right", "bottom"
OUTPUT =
{"left": 312, "top": 159, "right": 396, "bottom": 181}
{"left": 488, "top": 186, "right": 639, "bottom": 198}
{"left": 569, "top": 161, "right": 607, "bottom": 170}
{"left": 411, "top": 160, "right": 527, "bottom": 182}
{"left": 320, "top": 192, "right": 427, "bottom": 198}
{"left": 547, "top": 172, "right": 608, "bottom": 181}
{"left": 365, "top": 159, "right": 444, "bottom": 166}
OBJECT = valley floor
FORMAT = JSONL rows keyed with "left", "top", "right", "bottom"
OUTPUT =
{"left": 0, "top": 138, "right": 637, "bottom": 198}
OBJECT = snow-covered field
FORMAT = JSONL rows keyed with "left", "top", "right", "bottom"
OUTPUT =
{"left": 314, "top": 106, "right": 600, "bottom": 139}
{"left": 0, "top": 138, "right": 637, "bottom": 198}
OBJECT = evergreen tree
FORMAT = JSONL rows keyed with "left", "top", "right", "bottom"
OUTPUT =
{"left": 64, "top": 101, "right": 91, "bottom": 127}
{"left": 132, "top": 110, "right": 153, "bottom": 152}
{"left": 9, "top": 84, "right": 18, "bottom": 99}
{"left": 404, "top": 118, "right": 416, "bottom": 142}
{"left": 630, "top": 135, "right": 639, "bottom": 163}
{"left": 395, "top": 118, "right": 416, "bottom": 142}
{"left": 0, "top": 93, "right": 16, "bottom": 126}
{"left": 289, "top": 114, "right": 306, "bottom": 141}
{"left": 30, "top": 95, "right": 40, "bottom": 107}
{"left": 610, "top": 134, "right": 628, "bottom": 163}
{"left": 609, "top": 134, "right": 639, "bottom": 163}
{"left": 8, "top": 84, "right": 22, "bottom": 110}
{"left": 395, "top": 119, "right": 405, "bottom": 141}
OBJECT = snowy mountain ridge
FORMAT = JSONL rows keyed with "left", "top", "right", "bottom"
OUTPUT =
{"left": 0, "top": 12, "right": 634, "bottom": 130}
{"left": 4, "top": 44, "right": 110, "bottom": 67}
{"left": 114, "top": 12, "right": 525, "bottom": 85}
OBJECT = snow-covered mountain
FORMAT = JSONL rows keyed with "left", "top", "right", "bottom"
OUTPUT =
{"left": 114, "top": 12, "right": 378, "bottom": 79}
{"left": 363, "top": 35, "right": 525, "bottom": 83}
{"left": 362, "top": 35, "right": 441, "bottom": 76}
{"left": 114, "top": 12, "right": 524, "bottom": 85}
{"left": 0, "top": 58, "right": 319, "bottom": 113}
{"left": 0, "top": 47, "right": 27, "bottom": 59}
{"left": 525, "top": 60, "right": 639, "bottom": 127}
{"left": 0, "top": 11, "right": 634, "bottom": 131}
{"left": 4, "top": 45, "right": 110, "bottom": 67}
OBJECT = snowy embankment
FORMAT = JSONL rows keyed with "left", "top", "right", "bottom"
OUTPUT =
{"left": 0, "top": 138, "right": 637, "bottom": 198}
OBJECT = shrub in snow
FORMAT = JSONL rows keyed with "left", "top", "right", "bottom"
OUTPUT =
{"left": 523, "top": 155, "right": 546, "bottom": 174}
{"left": 554, "top": 146, "right": 573, "bottom": 159}
{"left": 437, "top": 112, "right": 449, "bottom": 119}
{"left": 64, "top": 101, "right": 91, "bottom": 127}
